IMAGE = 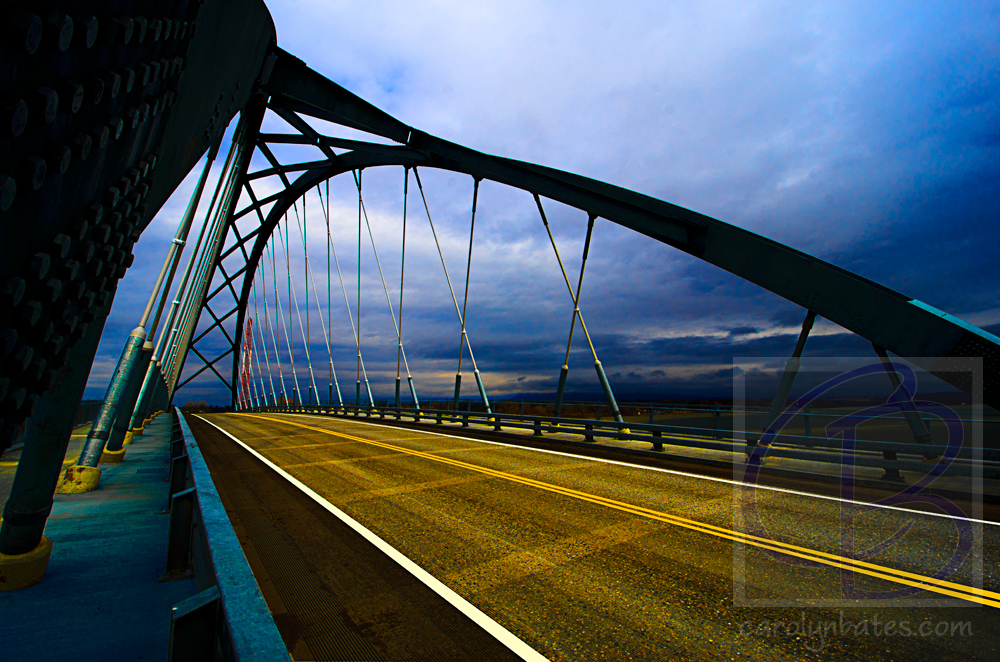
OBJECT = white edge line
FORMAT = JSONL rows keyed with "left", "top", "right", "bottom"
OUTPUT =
{"left": 275, "top": 412, "right": 999, "bottom": 528}
{"left": 195, "top": 415, "right": 550, "bottom": 662}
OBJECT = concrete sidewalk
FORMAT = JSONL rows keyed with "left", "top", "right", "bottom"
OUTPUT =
{"left": 0, "top": 415, "right": 198, "bottom": 662}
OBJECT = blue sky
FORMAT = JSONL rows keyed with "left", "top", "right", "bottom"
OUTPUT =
{"left": 85, "top": 0, "right": 999, "bottom": 405}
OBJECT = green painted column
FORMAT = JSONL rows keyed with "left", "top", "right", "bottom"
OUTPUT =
{"left": 103, "top": 340, "right": 154, "bottom": 453}
{"left": 74, "top": 327, "right": 147, "bottom": 468}
{"left": 0, "top": 296, "right": 111, "bottom": 558}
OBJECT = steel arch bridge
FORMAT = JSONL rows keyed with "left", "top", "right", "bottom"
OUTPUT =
{"left": 175, "top": 48, "right": 999, "bottom": 413}
{"left": 0, "top": 0, "right": 997, "bottom": 577}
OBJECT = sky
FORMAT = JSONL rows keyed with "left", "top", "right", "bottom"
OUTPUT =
{"left": 84, "top": 0, "right": 1000, "bottom": 406}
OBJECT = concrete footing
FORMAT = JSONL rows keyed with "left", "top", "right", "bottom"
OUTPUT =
{"left": 101, "top": 448, "right": 126, "bottom": 464}
{"left": 0, "top": 534, "right": 53, "bottom": 591}
{"left": 56, "top": 465, "right": 102, "bottom": 494}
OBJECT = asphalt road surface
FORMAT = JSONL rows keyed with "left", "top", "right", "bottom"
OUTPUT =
{"left": 196, "top": 411, "right": 1000, "bottom": 661}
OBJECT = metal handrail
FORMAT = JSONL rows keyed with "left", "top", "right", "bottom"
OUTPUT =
{"left": 164, "top": 409, "right": 291, "bottom": 661}
{"left": 250, "top": 404, "right": 1000, "bottom": 480}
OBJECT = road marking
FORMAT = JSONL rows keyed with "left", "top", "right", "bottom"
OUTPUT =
{"left": 196, "top": 415, "right": 550, "bottom": 662}
{"left": 240, "top": 412, "right": 999, "bottom": 609}
{"left": 278, "top": 412, "right": 999, "bottom": 528}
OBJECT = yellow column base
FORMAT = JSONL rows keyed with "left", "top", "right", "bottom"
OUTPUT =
{"left": 123, "top": 430, "right": 135, "bottom": 445}
{"left": 56, "top": 465, "right": 102, "bottom": 494}
{"left": 0, "top": 534, "right": 53, "bottom": 591}
{"left": 100, "top": 447, "right": 126, "bottom": 464}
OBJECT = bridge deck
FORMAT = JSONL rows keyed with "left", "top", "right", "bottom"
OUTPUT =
{"left": 187, "top": 414, "right": 527, "bottom": 661}
{"left": 0, "top": 416, "right": 198, "bottom": 661}
{"left": 196, "top": 412, "right": 1000, "bottom": 661}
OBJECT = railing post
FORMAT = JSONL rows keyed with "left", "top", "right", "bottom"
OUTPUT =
{"left": 167, "top": 585, "right": 221, "bottom": 662}
{"left": 652, "top": 430, "right": 663, "bottom": 451}
{"left": 161, "top": 487, "right": 197, "bottom": 581}
{"left": 533, "top": 419, "right": 542, "bottom": 436}
{"left": 584, "top": 423, "right": 594, "bottom": 443}
{"left": 165, "top": 454, "right": 190, "bottom": 513}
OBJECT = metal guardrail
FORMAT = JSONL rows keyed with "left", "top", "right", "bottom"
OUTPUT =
{"left": 253, "top": 404, "right": 1000, "bottom": 481}
{"left": 162, "top": 408, "right": 291, "bottom": 662}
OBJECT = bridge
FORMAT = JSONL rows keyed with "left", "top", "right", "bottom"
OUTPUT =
{"left": 1, "top": 1, "right": 997, "bottom": 660}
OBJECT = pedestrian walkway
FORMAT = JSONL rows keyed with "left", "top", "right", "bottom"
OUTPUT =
{"left": 0, "top": 415, "right": 197, "bottom": 662}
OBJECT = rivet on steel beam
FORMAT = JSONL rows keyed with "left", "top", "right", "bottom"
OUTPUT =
{"left": 104, "top": 187, "right": 121, "bottom": 208}
{"left": 42, "top": 279, "right": 62, "bottom": 302}
{"left": 104, "top": 71, "right": 121, "bottom": 99}
{"left": 45, "top": 12, "right": 73, "bottom": 52}
{"left": 21, "top": 157, "right": 47, "bottom": 191}
{"left": 66, "top": 280, "right": 85, "bottom": 300}
{"left": 114, "top": 17, "right": 133, "bottom": 45}
{"left": 19, "top": 302, "right": 42, "bottom": 329}
{"left": 60, "top": 261, "right": 82, "bottom": 282}
{"left": 7, "top": 386, "right": 27, "bottom": 411}
{"left": 122, "top": 69, "right": 135, "bottom": 94}
{"left": 59, "top": 81, "right": 84, "bottom": 114}
{"left": 1, "top": 279, "right": 25, "bottom": 307}
{"left": 85, "top": 204, "right": 104, "bottom": 225}
{"left": 26, "top": 358, "right": 46, "bottom": 384}
{"left": 76, "top": 240, "right": 95, "bottom": 262}
{"left": 134, "top": 17, "right": 147, "bottom": 43}
{"left": 76, "top": 15, "right": 98, "bottom": 48}
{"left": 2, "top": 98, "right": 28, "bottom": 138}
{"left": 108, "top": 117, "right": 123, "bottom": 140}
{"left": 150, "top": 19, "right": 162, "bottom": 41}
{"left": 32, "top": 88, "right": 59, "bottom": 125}
{"left": 29, "top": 253, "right": 51, "bottom": 280}
{"left": 138, "top": 64, "right": 151, "bottom": 88}
{"left": 46, "top": 143, "right": 72, "bottom": 175}
{"left": 86, "top": 76, "right": 104, "bottom": 106}
{"left": 8, "top": 13, "right": 43, "bottom": 55}
{"left": 92, "top": 125, "right": 110, "bottom": 150}
{"left": 73, "top": 133, "right": 92, "bottom": 160}
{"left": 0, "top": 176, "right": 15, "bottom": 211}
{"left": 51, "top": 235, "right": 71, "bottom": 259}
{"left": 0, "top": 329, "right": 15, "bottom": 357}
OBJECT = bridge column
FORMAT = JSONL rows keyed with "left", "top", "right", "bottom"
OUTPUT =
{"left": 103, "top": 341, "right": 155, "bottom": 454}
{"left": 63, "top": 327, "right": 148, "bottom": 485}
{"left": 127, "top": 359, "right": 162, "bottom": 441}
{"left": 0, "top": 298, "right": 110, "bottom": 588}
{"left": 872, "top": 343, "right": 935, "bottom": 480}
{"left": 748, "top": 310, "right": 816, "bottom": 465}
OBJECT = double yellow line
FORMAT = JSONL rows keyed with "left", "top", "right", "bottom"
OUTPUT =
{"left": 239, "top": 413, "right": 998, "bottom": 608}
